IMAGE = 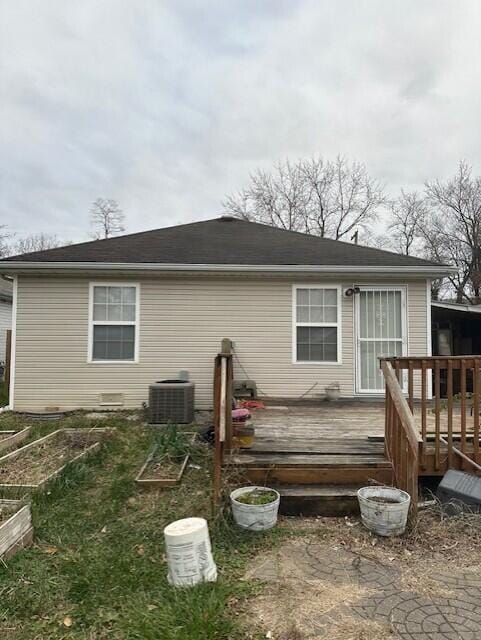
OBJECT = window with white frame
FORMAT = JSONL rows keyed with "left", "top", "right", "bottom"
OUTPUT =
{"left": 294, "top": 286, "right": 340, "bottom": 363}
{"left": 89, "top": 284, "right": 138, "bottom": 362}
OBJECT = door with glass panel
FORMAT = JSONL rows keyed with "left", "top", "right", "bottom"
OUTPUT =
{"left": 355, "top": 288, "right": 406, "bottom": 393}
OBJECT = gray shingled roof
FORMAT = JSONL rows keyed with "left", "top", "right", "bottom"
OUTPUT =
{"left": 0, "top": 217, "right": 447, "bottom": 268}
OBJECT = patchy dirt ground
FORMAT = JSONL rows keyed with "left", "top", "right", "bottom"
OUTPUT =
{"left": 243, "top": 509, "right": 481, "bottom": 639}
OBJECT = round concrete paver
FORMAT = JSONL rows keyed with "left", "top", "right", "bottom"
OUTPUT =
{"left": 245, "top": 540, "right": 481, "bottom": 639}
{"left": 293, "top": 542, "right": 399, "bottom": 590}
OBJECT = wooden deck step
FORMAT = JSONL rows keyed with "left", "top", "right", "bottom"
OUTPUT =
{"left": 275, "top": 484, "right": 362, "bottom": 517}
{"left": 227, "top": 452, "right": 391, "bottom": 468}
{"left": 250, "top": 438, "right": 385, "bottom": 455}
{"left": 232, "top": 464, "right": 393, "bottom": 486}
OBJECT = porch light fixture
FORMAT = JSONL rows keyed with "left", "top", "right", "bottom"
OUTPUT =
{"left": 344, "top": 286, "right": 361, "bottom": 297}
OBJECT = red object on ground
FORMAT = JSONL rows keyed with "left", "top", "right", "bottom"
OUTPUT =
{"left": 240, "top": 400, "right": 265, "bottom": 410}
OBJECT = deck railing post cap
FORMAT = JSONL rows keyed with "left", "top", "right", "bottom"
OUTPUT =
{"left": 220, "top": 338, "right": 232, "bottom": 355}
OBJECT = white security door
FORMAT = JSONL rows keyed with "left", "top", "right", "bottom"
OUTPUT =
{"left": 356, "top": 288, "right": 406, "bottom": 393}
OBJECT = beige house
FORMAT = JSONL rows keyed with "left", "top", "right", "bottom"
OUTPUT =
{"left": 0, "top": 217, "right": 452, "bottom": 412}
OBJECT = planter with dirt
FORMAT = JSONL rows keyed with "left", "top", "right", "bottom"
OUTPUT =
{"left": 0, "top": 427, "right": 31, "bottom": 454}
{"left": 0, "top": 499, "right": 33, "bottom": 560}
{"left": 0, "top": 428, "right": 109, "bottom": 492}
{"left": 230, "top": 486, "right": 280, "bottom": 531}
{"left": 357, "top": 486, "right": 411, "bottom": 536}
{"left": 136, "top": 426, "right": 196, "bottom": 488}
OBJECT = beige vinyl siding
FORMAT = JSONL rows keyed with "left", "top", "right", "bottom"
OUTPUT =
{"left": 13, "top": 275, "right": 429, "bottom": 411}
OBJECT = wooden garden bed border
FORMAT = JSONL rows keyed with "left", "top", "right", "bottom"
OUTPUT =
{"left": 135, "top": 433, "right": 196, "bottom": 488}
{"left": 0, "top": 428, "right": 111, "bottom": 491}
{"left": 0, "top": 427, "right": 31, "bottom": 454}
{"left": 0, "top": 499, "right": 33, "bottom": 560}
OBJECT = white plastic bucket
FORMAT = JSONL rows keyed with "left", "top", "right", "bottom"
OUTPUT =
{"left": 230, "top": 486, "right": 280, "bottom": 531}
{"left": 357, "top": 486, "right": 411, "bottom": 537}
{"left": 163, "top": 517, "right": 217, "bottom": 587}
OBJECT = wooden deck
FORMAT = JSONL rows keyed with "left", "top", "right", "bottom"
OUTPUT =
{"left": 226, "top": 402, "right": 393, "bottom": 514}
{"left": 213, "top": 347, "right": 481, "bottom": 517}
{"left": 229, "top": 401, "right": 481, "bottom": 470}
{"left": 225, "top": 399, "right": 481, "bottom": 515}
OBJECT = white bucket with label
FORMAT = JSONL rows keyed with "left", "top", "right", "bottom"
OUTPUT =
{"left": 230, "top": 486, "right": 280, "bottom": 531}
{"left": 164, "top": 517, "right": 217, "bottom": 587}
{"left": 357, "top": 486, "right": 411, "bottom": 537}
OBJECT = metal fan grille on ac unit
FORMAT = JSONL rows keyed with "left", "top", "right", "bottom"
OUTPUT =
{"left": 148, "top": 381, "right": 195, "bottom": 424}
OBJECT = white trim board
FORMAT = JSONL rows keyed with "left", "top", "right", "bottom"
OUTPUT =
{"left": 8, "top": 276, "right": 17, "bottom": 409}
{"left": 0, "top": 262, "right": 456, "bottom": 277}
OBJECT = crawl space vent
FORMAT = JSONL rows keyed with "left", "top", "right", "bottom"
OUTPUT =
{"left": 99, "top": 393, "right": 124, "bottom": 406}
{"left": 148, "top": 380, "right": 195, "bottom": 424}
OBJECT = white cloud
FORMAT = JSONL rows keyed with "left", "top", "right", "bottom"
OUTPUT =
{"left": 1, "top": 0, "right": 481, "bottom": 241}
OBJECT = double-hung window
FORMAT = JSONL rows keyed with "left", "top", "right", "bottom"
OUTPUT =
{"left": 293, "top": 286, "right": 341, "bottom": 363}
{"left": 89, "top": 284, "right": 139, "bottom": 362}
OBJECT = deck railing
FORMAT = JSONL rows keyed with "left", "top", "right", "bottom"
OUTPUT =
{"left": 382, "top": 360, "right": 421, "bottom": 516}
{"left": 383, "top": 356, "right": 481, "bottom": 475}
{"left": 212, "top": 339, "right": 233, "bottom": 506}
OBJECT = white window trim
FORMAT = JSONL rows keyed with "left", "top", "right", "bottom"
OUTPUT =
{"left": 292, "top": 284, "right": 342, "bottom": 365}
{"left": 87, "top": 282, "right": 140, "bottom": 364}
{"left": 354, "top": 284, "right": 408, "bottom": 394}
{"left": 8, "top": 275, "right": 18, "bottom": 409}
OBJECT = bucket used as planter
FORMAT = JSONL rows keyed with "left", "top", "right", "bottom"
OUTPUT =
{"left": 357, "top": 486, "right": 411, "bottom": 537}
{"left": 325, "top": 382, "right": 341, "bottom": 401}
{"left": 230, "top": 486, "right": 280, "bottom": 531}
{"left": 164, "top": 517, "right": 217, "bottom": 587}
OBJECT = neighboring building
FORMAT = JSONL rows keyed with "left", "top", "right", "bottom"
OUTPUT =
{"left": 0, "top": 278, "right": 12, "bottom": 363}
{"left": 431, "top": 300, "right": 481, "bottom": 396}
{"left": 431, "top": 301, "right": 481, "bottom": 357}
{"left": 0, "top": 217, "right": 453, "bottom": 412}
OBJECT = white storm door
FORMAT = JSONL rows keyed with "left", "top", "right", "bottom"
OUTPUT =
{"left": 356, "top": 288, "right": 407, "bottom": 393}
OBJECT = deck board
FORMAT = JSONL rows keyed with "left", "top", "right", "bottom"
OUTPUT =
{"left": 228, "top": 452, "right": 391, "bottom": 467}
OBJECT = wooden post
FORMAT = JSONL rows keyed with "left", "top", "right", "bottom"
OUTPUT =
{"left": 473, "top": 359, "right": 480, "bottom": 464}
{"left": 212, "top": 339, "right": 234, "bottom": 510}
{"left": 421, "top": 360, "right": 427, "bottom": 468}
{"left": 461, "top": 359, "right": 467, "bottom": 469}
{"left": 407, "top": 360, "right": 414, "bottom": 412}
{"left": 434, "top": 360, "right": 441, "bottom": 472}
{"left": 447, "top": 359, "right": 454, "bottom": 468}
{"left": 212, "top": 355, "right": 222, "bottom": 509}
{"left": 4, "top": 329, "right": 11, "bottom": 395}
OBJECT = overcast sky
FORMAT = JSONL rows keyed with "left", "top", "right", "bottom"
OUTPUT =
{"left": 1, "top": 1, "right": 481, "bottom": 243}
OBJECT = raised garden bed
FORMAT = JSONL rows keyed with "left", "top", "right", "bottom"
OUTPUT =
{"left": 0, "top": 499, "right": 33, "bottom": 560}
{"left": 0, "top": 427, "right": 31, "bottom": 454}
{"left": 136, "top": 432, "right": 196, "bottom": 488}
{"left": 0, "top": 428, "right": 110, "bottom": 491}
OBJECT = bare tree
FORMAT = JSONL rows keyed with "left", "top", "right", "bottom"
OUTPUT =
{"left": 0, "top": 226, "right": 9, "bottom": 257}
{"left": 223, "top": 156, "right": 385, "bottom": 240}
{"left": 90, "top": 198, "right": 125, "bottom": 239}
{"left": 12, "top": 233, "right": 66, "bottom": 255}
{"left": 386, "top": 190, "right": 428, "bottom": 256}
{"left": 223, "top": 160, "right": 311, "bottom": 232}
{"left": 423, "top": 161, "right": 481, "bottom": 303}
